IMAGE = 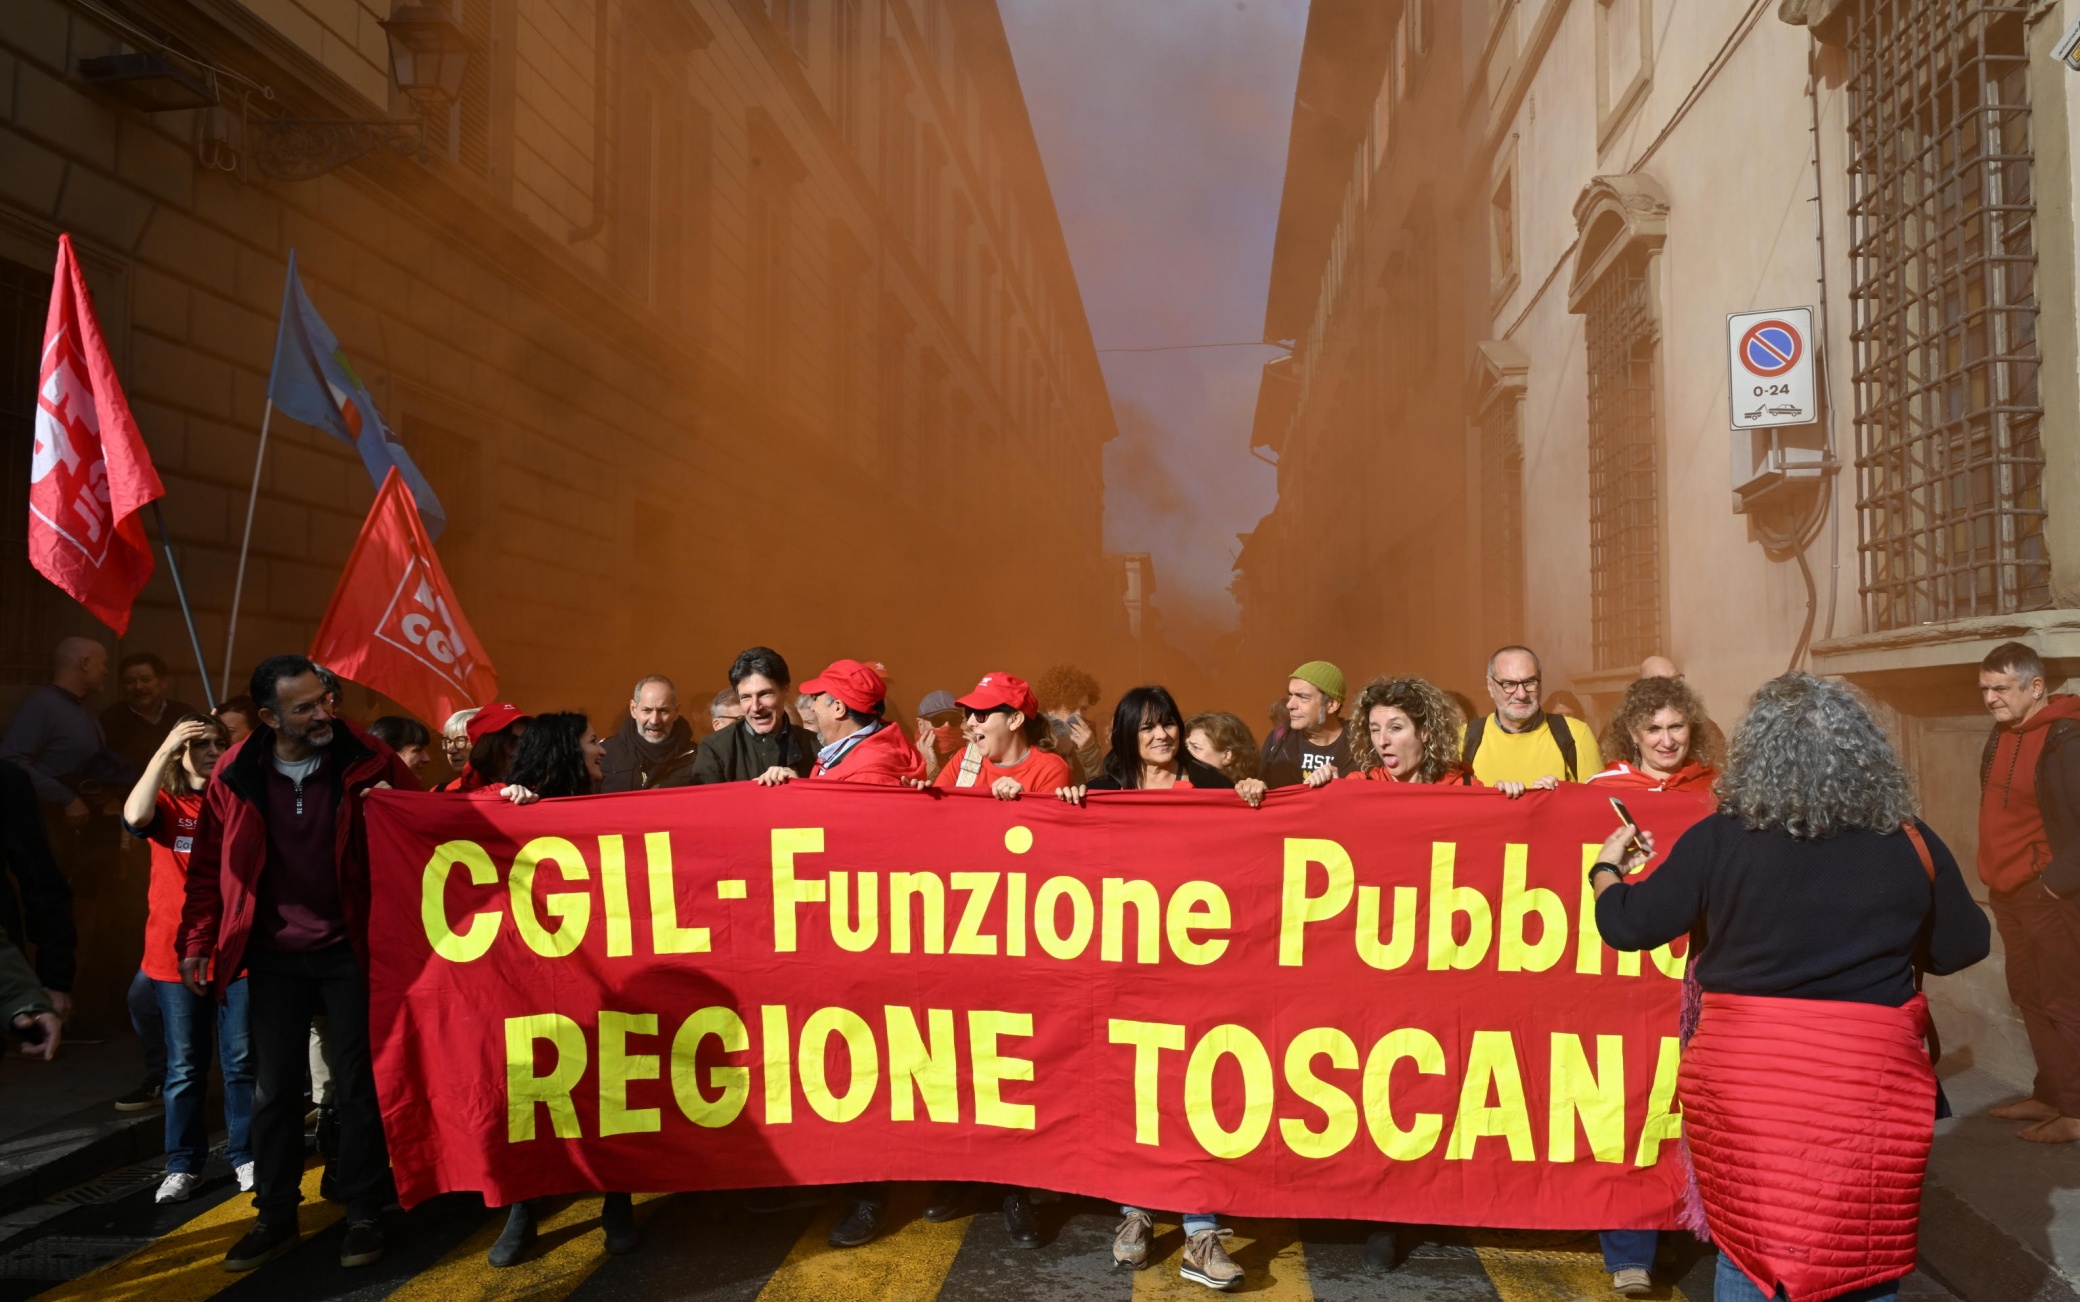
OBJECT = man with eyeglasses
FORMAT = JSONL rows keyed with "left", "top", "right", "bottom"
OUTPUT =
{"left": 178, "top": 654, "right": 417, "bottom": 1274}
{"left": 1464, "top": 645, "right": 1601, "bottom": 789}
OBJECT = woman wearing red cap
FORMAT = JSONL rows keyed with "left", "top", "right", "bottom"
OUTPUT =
{"left": 933, "top": 673, "right": 1073, "bottom": 799}
{"left": 434, "top": 702, "right": 529, "bottom": 793}
{"left": 793, "top": 660, "right": 927, "bottom": 786}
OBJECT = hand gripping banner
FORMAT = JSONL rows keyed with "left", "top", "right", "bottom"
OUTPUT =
{"left": 369, "top": 781, "right": 1708, "bottom": 1228}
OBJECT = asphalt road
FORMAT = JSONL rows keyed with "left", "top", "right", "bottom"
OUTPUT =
{"left": 0, "top": 1157, "right": 1965, "bottom": 1301}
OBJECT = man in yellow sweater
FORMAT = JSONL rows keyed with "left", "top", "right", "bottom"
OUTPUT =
{"left": 1464, "top": 645, "right": 1602, "bottom": 787}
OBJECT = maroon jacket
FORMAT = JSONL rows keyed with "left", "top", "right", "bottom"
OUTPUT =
{"left": 177, "top": 719, "right": 415, "bottom": 998}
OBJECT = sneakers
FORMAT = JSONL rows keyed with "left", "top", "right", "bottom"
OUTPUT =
{"left": 234, "top": 1162, "right": 255, "bottom": 1193}
{"left": 1111, "top": 1210, "right": 1154, "bottom": 1270}
{"left": 826, "top": 1198, "right": 884, "bottom": 1248}
{"left": 1179, "top": 1227, "right": 1243, "bottom": 1291}
{"left": 1612, "top": 1267, "right": 1652, "bottom": 1296}
{"left": 154, "top": 1172, "right": 201, "bottom": 1204}
{"left": 339, "top": 1218, "right": 385, "bottom": 1268}
{"left": 114, "top": 1077, "right": 163, "bottom": 1112}
{"left": 222, "top": 1221, "right": 298, "bottom": 1272}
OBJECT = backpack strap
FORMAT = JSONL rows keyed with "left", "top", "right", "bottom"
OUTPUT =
{"left": 1545, "top": 714, "right": 1579, "bottom": 782}
{"left": 1461, "top": 716, "right": 1486, "bottom": 766}
{"left": 1901, "top": 821, "right": 1936, "bottom": 881}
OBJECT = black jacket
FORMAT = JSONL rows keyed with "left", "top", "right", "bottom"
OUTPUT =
{"left": 601, "top": 717, "right": 701, "bottom": 793}
{"left": 1981, "top": 714, "right": 2080, "bottom": 896}
{"left": 0, "top": 762, "right": 72, "bottom": 991}
{"left": 690, "top": 718, "right": 818, "bottom": 785}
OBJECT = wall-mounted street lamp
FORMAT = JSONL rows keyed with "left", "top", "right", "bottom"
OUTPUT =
{"left": 75, "top": 4, "right": 474, "bottom": 181}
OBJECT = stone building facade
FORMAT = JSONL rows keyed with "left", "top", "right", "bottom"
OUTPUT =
{"left": 1244, "top": 0, "right": 2080, "bottom": 1084}
{"left": 0, "top": 0, "right": 1122, "bottom": 727}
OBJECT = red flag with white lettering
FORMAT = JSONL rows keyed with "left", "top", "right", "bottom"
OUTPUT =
{"left": 31, "top": 234, "right": 164, "bottom": 634}
{"left": 311, "top": 467, "right": 496, "bottom": 727}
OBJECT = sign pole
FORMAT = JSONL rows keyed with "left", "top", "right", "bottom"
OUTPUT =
{"left": 221, "top": 397, "right": 274, "bottom": 701}
{"left": 148, "top": 500, "right": 217, "bottom": 710}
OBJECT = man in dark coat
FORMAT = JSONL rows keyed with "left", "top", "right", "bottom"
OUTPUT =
{"left": 691, "top": 648, "right": 818, "bottom": 786}
{"left": 601, "top": 676, "right": 700, "bottom": 792}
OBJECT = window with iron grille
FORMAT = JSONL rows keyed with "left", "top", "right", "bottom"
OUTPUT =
{"left": 1846, "top": 0, "right": 2045, "bottom": 628}
{"left": 0, "top": 258, "right": 80, "bottom": 686}
{"left": 1583, "top": 247, "right": 1661, "bottom": 670}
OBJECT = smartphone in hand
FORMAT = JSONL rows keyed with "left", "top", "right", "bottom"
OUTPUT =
{"left": 1608, "top": 796, "right": 1648, "bottom": 857}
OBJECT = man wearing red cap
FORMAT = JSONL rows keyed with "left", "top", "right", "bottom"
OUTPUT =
{"left": 791, "top": 660, "right": 926, "bottom": 787}
{"left": 934, "top": 673, "right": 1072, "bottom": 799}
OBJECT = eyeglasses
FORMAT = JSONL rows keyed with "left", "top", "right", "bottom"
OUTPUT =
{"left": 1490, "top": 676, "right": 1541, "bottom": 696}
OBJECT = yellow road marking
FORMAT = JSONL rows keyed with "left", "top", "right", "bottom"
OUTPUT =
{"left": 1475, "top": 1233, "right": 1692, "bottom": 1302}
{"left": 1132, "top": 1218, "right": 1313, "bottom": 1300}
{"left": 37, "top": 1162, "right": 341, "bottom": 1302}
{"left": 754, "top": 1190, "right": 970, "bottom": 1302}
{"left": 382, "top": 1192, "right": 667, "bottom": 1302}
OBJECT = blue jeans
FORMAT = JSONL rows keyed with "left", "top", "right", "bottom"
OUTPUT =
{"left": 127, "top": 969, "right": 165, "bottom": 1082}
{"left": 1600, "top": 1228, "right": 1657, "bottom": 1272}
{"left": 154, "top": 977, "right": 253, "bottom": 1174}
{"left": 1714, "top": 1251, "right": 1898, "bottom": 1301}
{"left": 1121, "top": 1206, "right": 1217, "bottom": 1237}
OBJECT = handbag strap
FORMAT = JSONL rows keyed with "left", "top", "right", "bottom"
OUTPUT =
{"left": 1902, "top": 820, "right": 1936, "bottom": 881}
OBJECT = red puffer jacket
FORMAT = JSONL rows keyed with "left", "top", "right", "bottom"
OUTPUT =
{"left": 177, "top": 720, "right": 417, "bottom": 1000}
{"left": 1681, "top": 990, "right": 1935, "bottom": 1302}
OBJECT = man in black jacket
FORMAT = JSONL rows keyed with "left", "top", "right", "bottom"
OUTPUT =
{"left": 0, "top": 761, "right": 73, "bottom": 1020}
{"left": 601, "top": 676, "right": 700, "bottom": 792}
{"left": 690, "top": 648, "right": 818, "bottom": 786}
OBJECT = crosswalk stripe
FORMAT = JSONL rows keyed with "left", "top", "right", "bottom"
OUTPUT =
{"left": 1131, "top": 1218, "right": 1313, "bottom": 1300}
{"left": 34, "top": 1162, "right": 340, "bottom": 1302}
{"left": 753, "top": 1190, "right": 970, "bottom": 1302}
{"left": 1475, "top": 1239, "right": 1692, "bottom": 1302}
{"left": 377, "top": 1192, "right": 666, "bottom": 1302}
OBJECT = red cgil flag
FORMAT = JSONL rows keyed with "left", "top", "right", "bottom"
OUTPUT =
{"left": 310, "top": 467, "right": 497, "bottom": 728}
{"left": 31, "top": 234, "right": 164, "bottom": 634}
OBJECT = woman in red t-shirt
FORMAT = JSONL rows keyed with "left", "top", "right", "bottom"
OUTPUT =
{"left": 1588, "top": 674, "right": 1721, "bottom": 795}
{"left": 120, "top": 713, "right": 249, "bottom": 1206}
{"left": 931, "top": 672, "right": 1073, "bottom": 800}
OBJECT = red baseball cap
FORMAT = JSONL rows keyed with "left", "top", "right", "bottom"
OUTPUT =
{"left": 956, "top": 672, "right": 1038, "bottom": 718}
{"left": 801, "top": 660, "right": 886, "bottom": 714}
{"left": 465, "top": 702, "right": 528, "bottom": 743}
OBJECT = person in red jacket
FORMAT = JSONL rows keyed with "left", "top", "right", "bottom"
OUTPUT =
{"left": 932, "top": 672, "right": 1072, "bottom": 800}
{"left": 794, "top": 660, "right": 926, "bottom": 787}
{"left": 1587, "top": 674, "right": 1721, "bottom": 796}
{"left": 177, "top": 655, "right": 417, "bottom": 1276}
{"left": 1975, "top": 640, "right": 2080, "bottom": 1142}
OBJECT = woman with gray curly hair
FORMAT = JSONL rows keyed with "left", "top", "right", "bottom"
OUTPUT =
{"left": 1591, "top": 673, "right": 1988, "bottom": 1302}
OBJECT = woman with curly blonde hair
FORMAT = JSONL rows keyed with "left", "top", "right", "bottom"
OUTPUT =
{"left": 1589, "top": 675, "right": 1721, "bottom": 794}
{"left": 1312, "top": 675, "right": 1472, "bottom": 786}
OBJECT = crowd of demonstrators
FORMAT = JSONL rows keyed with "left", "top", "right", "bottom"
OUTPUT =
{"left": 1974, "top": 641, "right": 2080, "bottom": 1144}
{"left": 120, "top": 713, "right": 250, "bottom": 1205}
{"left": 1595, "top": 673, "right": 1989, "bottom": 1302}
{"left": 601, "top": 676, "right": 700, "bottom": 792}
{"left": 708, "top": 688, "right": 743, "bottom": 732}
{"left": 1260, "top": 662, "right": 1351, "bottom": 788}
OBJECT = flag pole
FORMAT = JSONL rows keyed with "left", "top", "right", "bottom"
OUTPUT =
{"left": 221, "top": 397, "right": 273, "bottom": 700}
{"left": 148, "top": 500, "right": 217, "bottom": 710}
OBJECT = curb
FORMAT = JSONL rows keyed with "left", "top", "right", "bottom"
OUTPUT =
{"left": 0, "top": 1102, "right": 164, "bottom": 1218}
{"left": 1920, "top": 1175, "right": 2080, "bottom": 1302}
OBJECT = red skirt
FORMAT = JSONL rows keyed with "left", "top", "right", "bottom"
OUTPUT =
{"left": 1680, "top": 991, "right": 1934, "bottom": 1302}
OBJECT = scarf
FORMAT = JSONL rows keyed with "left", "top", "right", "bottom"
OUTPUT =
{"left": 617, "top": 716, "right": 693, "bottom": 772}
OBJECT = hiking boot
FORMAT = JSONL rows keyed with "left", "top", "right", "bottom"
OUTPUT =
{"left": 115, "top": 1077, "right": 162, "bottom": 1112}
{"left": 601, "top": 1193, "right": 638, "bottom": 1255}
{"left": 1612, "top": 1267, "right": 1652, "bottom": 1296}
{"left": 339, "top": 1219, "right": 385, "bottom": 1268}
{"left": 488, "top": 1202, "right": 536, "bottom": 1267}
{"left": 1112, "top": 1210, "right": 1154, "bottom": 1270}
{"left": 1180, "top": 1227, "right": 1243, "bottom": 1291}
{"left": 826, "top": 1197, "right": 883, "bottom": 1248}
{"left": 222, "top": 1221, "right": 298, "bottom": 1272}
{"left": 154, "top": 1172, "right": 201, "bottom": 1204}
{"left": 922, "top": 1181, "right": 967, "bottom": 1222}
{"left": 1003, "top": 1191, "right": 1040, "bottom": 1248}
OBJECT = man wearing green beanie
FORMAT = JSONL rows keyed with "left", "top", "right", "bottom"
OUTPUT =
{"left": 1262, "top": 660, "right": 1351, "bottom": 788}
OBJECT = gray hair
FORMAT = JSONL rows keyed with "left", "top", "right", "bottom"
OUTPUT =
{"left": 631, "top": 674, "right": 676, "bottom": 700}
{"left": 1717, "top": 673, "right": 1917, "bottom": 839}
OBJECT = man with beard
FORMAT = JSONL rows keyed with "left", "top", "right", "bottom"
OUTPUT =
{"left": 690, "top": 648, "right": 819, "bottom": 786}
{"left": 601, "top": 676, "right": 700, "bottom": 792}
{"left": 178, "top": 655, "right": 416, "bottom": 1274}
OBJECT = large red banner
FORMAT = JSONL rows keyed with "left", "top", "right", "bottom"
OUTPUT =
{"left": 369, "top": 781, "right": 1708, "bottom": 1228}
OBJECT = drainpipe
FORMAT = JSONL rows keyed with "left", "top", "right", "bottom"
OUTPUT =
{"left": 569, "top": 0, "right": 612, "bottom": 242}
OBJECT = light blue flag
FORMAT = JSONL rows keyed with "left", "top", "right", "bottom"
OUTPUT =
{"left": 266, "top": 250, "right": 447, "bottom": 539}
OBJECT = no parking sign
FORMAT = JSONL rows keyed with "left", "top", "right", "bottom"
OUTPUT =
{"left": 1727, "top": 306, "right": 1816, "bottom": 429}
